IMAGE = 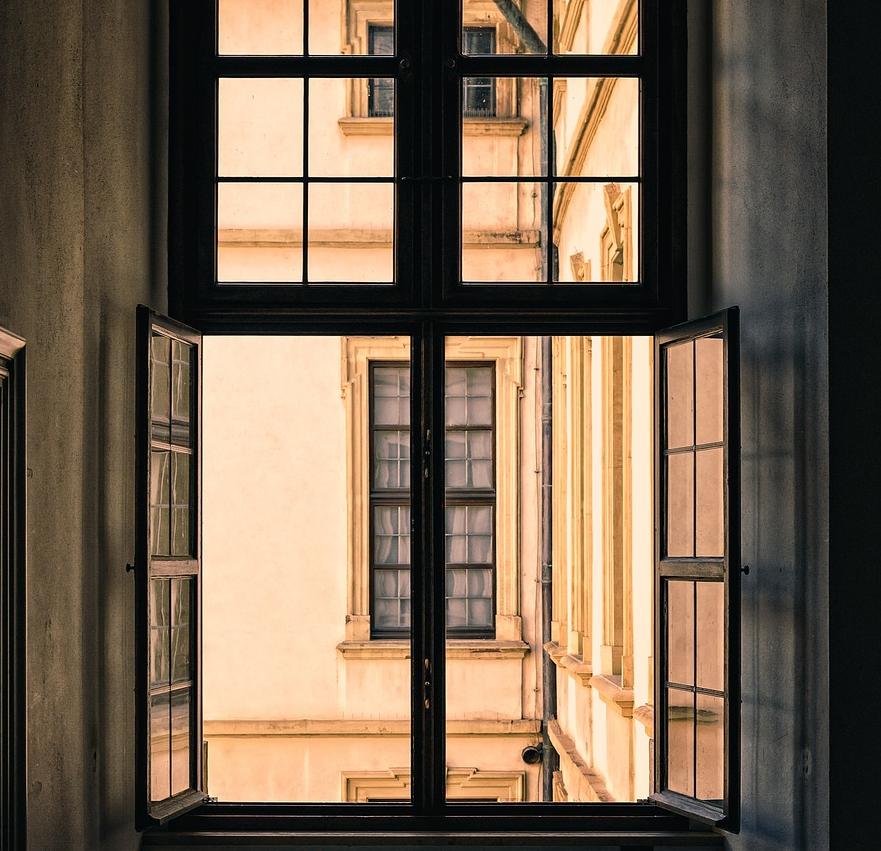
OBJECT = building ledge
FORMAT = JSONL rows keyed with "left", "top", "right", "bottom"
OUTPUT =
{"left": 203, "top": 718, "right": 540, "bottom": 738}
{"left": 588, "top": 674, "right": 635, "bottom": 717}
{"left": 544, "top": 641, "right": 593, "bottom": 686}
{"left": 338, "top": 116, "right": 393, "bottom": 135}
{"left": 546, "top": 720, "right": 614, "bottom": 803}
{"left": 634, "top": 703, "right": 654, "bottom": 736}
{"left": 463, "top": 117, "right": 529, "bottom": 136}
{"left": 337, "top": 639, "right": 530, "bottom": 660}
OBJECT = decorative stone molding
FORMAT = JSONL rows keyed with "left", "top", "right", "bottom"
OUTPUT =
{"left": 336, "top": 639, "right": 530, "bottom": 660}
{"left": 343, "top": 767, "right": 527, "bottom": 802}
{"left": 547, "top": 720, "right": 613, "bottom": 803}
{"left": 342, "top": 336, "right": 523, "bottom": 641}
{"left": 205, "top": 719, "right": 540, "bottom": 738}
{"left": 633, "top": 703, "right": 654, "bottom": 737}
{"left": 588, "top": 673, "right": 635, "bottom": 718}
{"left": 544, "top": 640, "right": 592, "bottom": 687}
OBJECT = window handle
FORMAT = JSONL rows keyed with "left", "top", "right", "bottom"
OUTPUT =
{"left": 423, "top": 658, "right": 432, "bottom": 710}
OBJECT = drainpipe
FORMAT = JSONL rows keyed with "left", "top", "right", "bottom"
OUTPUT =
{"left": 540, "top": 335, "right": 558, "bottom": 801}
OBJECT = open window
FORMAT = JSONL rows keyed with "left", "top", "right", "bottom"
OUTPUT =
{"left": 653, "top": 308, "right": 740, "bottom": 828}
{"left": 136, "top": 306, "right": 206, "bottom": 826}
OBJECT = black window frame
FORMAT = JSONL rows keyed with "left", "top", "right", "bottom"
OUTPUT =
{"left": 0, "top": 326, "right": 26, "bottom": 851}
{"left": 146, "top": 0, "right": 734, "bottom": 842}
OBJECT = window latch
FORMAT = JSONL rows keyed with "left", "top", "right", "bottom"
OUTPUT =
{"left": 423, "top": 657, "right": 432, "bottom": 710}
{"left": 424, "top": 428, "right": 431, "bottom": 479}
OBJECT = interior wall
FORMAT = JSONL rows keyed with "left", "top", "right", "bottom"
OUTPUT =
{"left": 0, "top": 0, "right": 167, "bottom": 848}
{"left": 707, "top": 2, "right": 828, "bottom": 849}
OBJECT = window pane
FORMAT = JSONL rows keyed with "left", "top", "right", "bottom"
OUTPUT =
{"left": 553, "top": 0, "right": 639, "bottom": 55}
{"left": 150, "top": 451, "right": 170, "bottom": 556}
{"left": 171, "top": 578, "right": 192, "bottom": 683}
{"left": 151, "top": 334, "right": 170, "bottom": 443}
{"left": 696, "top": 582, "right": 725, "bottom": 692}
{"left": 695, "top": 447, "right": 724, "bottom": 557}
{"left": 203, "top": 337, "right": 412, "bottom": 802}
{"left": 553, "top": 78, "right": 639, "bottom": 177}
{"left": 696, "top": 694, "right": 725, "bottom": 802}
{"left": 461, "top": 7, "right": 546, "bottom": 55}
{"left": 150, "top": 693, "right": 171, "bottom": 802}
{"left": 666, "top": 451, "right": 694, "bottom": 558}
{"left": 462, "top": 181, "right": 546, "bottom": 283}
{"left": 217, "top": 182, "right": 303, "bottom": 283}
{"left": 309, "top": 0, "right": 393, "bottom": 56}
{"left": 552, "top": 182, "right": 639, "bottom": 283}
{"left": 445, "top": 366, "right": 493, "bottom": 427}
{"left": 695, "top": 335, "right": 724, "bottom": 446}
{"left": 307, "top": 183, "right": 393, "bottom": 283}
{"left": 170, "top": 341, "right": 191, "bottom": 445}
{"left": 150, "top": 579, "right": 170, "bottom": 688}
{"left": 666, "top": 341, "right": 694, "bottom": 449}
{"left": 667, "top": 580, "right": 694, "bottom": 686}
{"left": 171, "top": 453, "right": 190, "bottom": 557}
{"left": 170, "top": 688, "right": 192, "bottom": 796}
{"left": 667, "top": 688, "right": 695, "bottom": 797}
{"left": 218, "top": 78, "right": 303, "bottom": 177}
{"left": 308, "top": 79, "right": 394, "bottom": 177}
{"left": 374, "top": 430, "right": 410, "bottom": 489}
{"left": 218, "top": 0, "right": 304, "bottom": 55}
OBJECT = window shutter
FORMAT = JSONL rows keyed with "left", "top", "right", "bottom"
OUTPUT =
{"left": 136, "top": 305, "right": 207, "bottom": 827}
{"left": 652, "top": 308, "right": 740, "bottom": 829}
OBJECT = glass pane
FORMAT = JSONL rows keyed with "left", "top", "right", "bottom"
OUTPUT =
{"left": 150, "top": 579, "right": 170, "bottom": 688}
{"left": 309, "top": 0, "right": 393, "bottom": 56}
{"left": 150, "top": 693, "right": 170, "bottom": 802}
{"left": 171, "top": 578, "right": 192, "bottom": 683}
{"left": 309, "top": 79, "right": 394, "bottom": 176}
{"left": 695, "top": 335, "right": 724, "bottom": 446}
{"left": 151, "top": 334, "right": 170, "bottom": 443}
{"left": 553, "top": 78, "right": 639, "bottom": 176}
{"left": 667, "top": 688, "right": 695, "bottom": 797}
{"left": 553, "top": 0, "right": 639, "bottom": 55}
{"left": 171, "top": 453, "right": 191, "bottom": 557}
{"left": 203, "top": 336, "right": 411, "bottom": 802}
{"left": 666, "top": 451, "right": 694, "bottom": 558}
{"left": 695, "top": 447, "right": 724, "bottom": 557}
{"left": 696, "top": 694, "right": 725, "bottom": 802}
{"left": 374, "top": 430, "right": 410, "bottom": 489}
{"left": 218, "top": 0, "right": 303, "bottom": 55}
{"left": 445, "top": 367, "right": 493, "bottom": 427}
{"left": 462, "top": 181, "right": 546, "bottom": 283}
{"left": 461, "top": 4, "right": 547, "bottom": 55}
{"left": 171, "top": 341, "right": 191, "bottom": 446}
{"left": 217, "top": 182, "right": 303, "bottom": 282}
{"left": 667, "top": 580, "right": 694, "bottom": 686}
{"left": 218, "top": 78, "right": 303, "bottom": 177}
{"left": 150, "top": 450, "right": 170, "bottom": 556}
{"left": 462, "top": 78, "right": 546, "bottom": 177}
{"left": 696, "top": 582, "right": 725, "bottom": 692}
{"left": 170, "top": 688, "right": 192, "bottom": 796}
{"left": 307, "top": 183, "right": 393, "bottom": 282}
{"left": 666, "top": 341, "right": 694, "bottom": 449}
{"left": 552, "top": 182, "right": 639, "bottom": 283}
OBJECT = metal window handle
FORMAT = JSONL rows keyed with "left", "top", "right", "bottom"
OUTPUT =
{"left": 423, "top": 658, "right": 431, "bottom": 709}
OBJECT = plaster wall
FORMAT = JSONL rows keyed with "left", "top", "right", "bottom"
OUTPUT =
{"left": 705, "top": 2, "right": 829, "bottom": 848}
{"left": 0, "top": 1, "right": 166, "bottom": 848}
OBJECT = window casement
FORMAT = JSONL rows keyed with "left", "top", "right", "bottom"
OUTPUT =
{"left": 0, "top": 326, "right": 26, "bottom": 849}
{"left": 140, "top": 0, "right": 741, "bottom": 840}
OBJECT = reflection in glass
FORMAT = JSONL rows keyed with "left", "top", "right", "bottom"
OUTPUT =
{"left": 462, "top": 181, "right": 545, "bottom": 283}
{"left": 218, "top": 78, "right": 303, "bottom": 177}
{"left": 462, "top": 3, "right": 547, "bottom": 55}
{"left": 667, "top": 688, "right": 695, "bottom": 797}
{"left": 553, "top": 0, "right": 639, "bottom": 55}
{"left": 151, "top": 451, "right": 171, "bottom": 556}
{"left": 552, "top": 183, "right": 639, "bottom": 283}
{"left": 151, "top": 334, "right": 170, "bottom": 443}
{"left": 307, "top": 183, "right": 394, "bottom": 282}
{"left": 666, "top": 342, "right": 694, "bottom": 449}
{"left": 695, "top": 447, "right": 723, "bottom": 557}
{"left": 697, "top": 582, "right": 725, "bottom": 692}
{"left": 171, "top": 341, "right": 191, "bottom": 444}
{"left": 666, "top": 452, "right": 694, "bottom": 557}
{"left": 695, "top": 335, "right": 724, "bottom": 445}
{"left": 217, "top": 182, "right": 303, "bottom": 283}
{"left": 171, "top": 579, "right": 192, "bottom": 683}
{"left": 218, "top": 0, "right": 304, "bottom": 56}
{"left": 553, "top": 79, "right": 639, "bottom": 177}
{"left": 309, "top": 79, "right": 394, "bottom": 177}
{"left": 151, "top": 579, "right": 170, "bottom": 688}
{"left": 696, "top": 694, "right": 724, "bottom": 802}
{"left": 150, "top": 693, "right": 171, "bottom": 802}
{"left": 171, "top": 453, "right": 190, "bottom": 557}
{"left": 170, "top": 688, "right": 192, "bottom": 796}
{"left": 667, "top": 581, "right": 694, "bottom": 686}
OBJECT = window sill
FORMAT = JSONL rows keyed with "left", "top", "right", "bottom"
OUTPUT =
{"left": 587, "top": 674, "right": 635, "bottom": 718}
{"left": 463, "top": 117, "right": 529, "bottom": 136}
{"left": 336, "top": 639, "right": 530, "bottom": 660}
{"left": 543, "top": 641, "right": 593, "bottom": 686}
{"left": 338, "top": 117, "right": 393, "bottom": 135}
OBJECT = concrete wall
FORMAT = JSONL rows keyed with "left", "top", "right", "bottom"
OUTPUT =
{"left": 0, "top": 0, "right": 166, "bottom": 848}
{"left": 703, "top": 3, "right": 829, "bottom": 849}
